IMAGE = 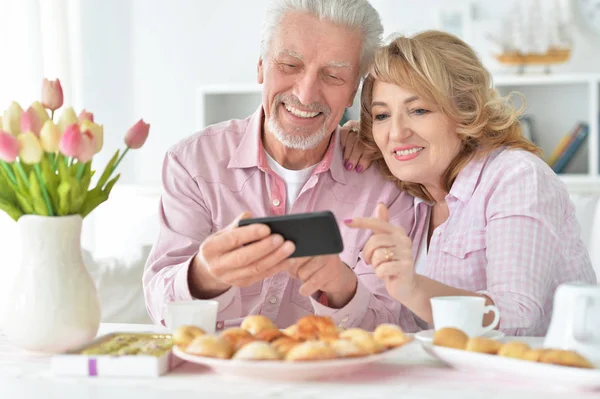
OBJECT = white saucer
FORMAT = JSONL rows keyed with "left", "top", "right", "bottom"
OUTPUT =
{"left": 415, "top": 329, "right": 505, "bottom": 343}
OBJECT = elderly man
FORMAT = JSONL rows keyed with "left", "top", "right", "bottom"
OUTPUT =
{"left": 143, "top": 0, "right": 415, "bottom": 331}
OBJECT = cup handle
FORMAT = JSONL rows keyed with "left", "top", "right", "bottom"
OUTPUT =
{"left": 480, "top": 305, "right": 500, "bottom": 335}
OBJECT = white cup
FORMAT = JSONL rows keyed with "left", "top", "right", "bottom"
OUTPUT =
{"left": 430, "top": 296, "right": 500, "bottom": 337}
{"left": 164, "top": 300, "right": 219, "bottom": 334}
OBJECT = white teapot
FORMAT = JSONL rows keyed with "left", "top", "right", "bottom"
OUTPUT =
{"left": 544, "top": 282, "right": 600, "bottom": 366}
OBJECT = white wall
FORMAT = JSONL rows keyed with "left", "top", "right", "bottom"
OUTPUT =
{"left": 103, "top": 0, "right": 600, "bottom": 186}
{"left": 2, "top": 0, "right": 600, "bottom": 187}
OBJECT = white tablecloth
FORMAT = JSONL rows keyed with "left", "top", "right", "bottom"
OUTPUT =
{"left": 0, "top": 323, "right": 597, "bottom": 399}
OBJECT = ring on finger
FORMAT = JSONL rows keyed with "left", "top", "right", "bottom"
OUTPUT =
{"left": 383, "top": 247, "right": 394, "bottom": 261}
{"left": 350, "top": 127, "right": 359, "bottom": 134}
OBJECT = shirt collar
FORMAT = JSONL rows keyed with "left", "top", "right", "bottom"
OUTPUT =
{"left": 449, "top": 151, "right": 490, "bottom": 203}
{"left": 228, "top": 105, "right": 347, "bottom": 184}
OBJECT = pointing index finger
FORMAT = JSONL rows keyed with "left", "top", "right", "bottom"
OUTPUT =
{"left": 344, "top": 217, "right": 404, "bottom": 235}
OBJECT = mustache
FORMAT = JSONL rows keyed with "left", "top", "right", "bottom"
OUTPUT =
{"left": 273, "top": 94, "right": 330, "bottom": 114}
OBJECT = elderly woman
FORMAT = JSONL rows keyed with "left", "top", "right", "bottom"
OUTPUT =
{"left": 342, "top": 30, "right": 596, "bottom": 336}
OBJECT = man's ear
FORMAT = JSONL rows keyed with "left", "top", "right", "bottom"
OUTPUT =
{"left": 257, "top": 57, "right": 264, "bottom": 84}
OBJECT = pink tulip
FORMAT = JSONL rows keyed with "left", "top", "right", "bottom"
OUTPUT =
{"left": 0, "top": 130, "right": 19, "bottom": 162}
{"left": 124, "top": 119, "right": 150, "bottom": 149}
{"left": 78, "top": 109, "right": 94, "bottom": 123}
{"left": 59, "top": 124, "right": 82, "bottom": 158}
{"left": 42, "top": 78, "right": 64, "bottom": 111}
{"left": 21, "top": 107, "right": 43, "bottom": 136}
{"left": 77, "top": 130, "right": 97, "bottom": 163}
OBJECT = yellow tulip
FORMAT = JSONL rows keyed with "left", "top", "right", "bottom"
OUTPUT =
{"left": 80, "top": 120, "right": 103, "bottom": 153}
{"left": 17, "top": 131, "right": 43, "bottom": 164}
{"left": 30, "top": 101, "right": 50, "bottom": 124}
{"left": 56, "top": 107, "right": 78, "bottom": 135}
{"left": 39, "top": 120, "right": 61, "bottom": 153}
{"left": 2, "top": 102, "right": 23, "bottom": 135}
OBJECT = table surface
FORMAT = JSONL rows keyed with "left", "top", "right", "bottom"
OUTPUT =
{"left": 0, "top": 323, "right": 598, "bottom": 399}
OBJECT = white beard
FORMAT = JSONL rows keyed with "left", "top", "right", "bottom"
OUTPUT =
{"left": 266, "top": 112, "right": 328, "bottom": 150}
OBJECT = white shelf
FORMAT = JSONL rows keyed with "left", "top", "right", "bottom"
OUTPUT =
{"left": 196, "top": 73, "right": 600, "bottom": 191}
{"left": 493, "top": 74, "right": 599, "bottom": 86}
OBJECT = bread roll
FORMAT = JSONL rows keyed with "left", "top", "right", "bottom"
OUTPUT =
{"left": 373, "top": 324, "right": 408, "bottom": 348}
{"left": 241, "top": 315, "right": 277, "bottom": 335}
{"left": 432, "top": 328, "right": 468, "bottom": 350}
{"left": 285, "top": 340, "right": 337, "bottom": 361}
{"left": 465, "top": 337, "right": 503, "bottom": 354}
{"left": 185, "top": 335, "right": 233, "bottom": 359}
{"left": 172, "top": 325, "right": 206, "bottom": 348}
{"left": 232, "top": 341, "right": 281, "bottom": 361}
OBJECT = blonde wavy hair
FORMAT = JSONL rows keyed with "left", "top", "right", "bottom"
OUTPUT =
{"left": 359, "top": 30, "right": 541, "bottom": 202}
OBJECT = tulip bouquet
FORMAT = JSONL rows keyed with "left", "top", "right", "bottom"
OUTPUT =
{"left": 0, "top": 78, "right": 150, "bottom": 221}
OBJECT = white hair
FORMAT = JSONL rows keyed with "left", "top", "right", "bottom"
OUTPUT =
{"left": 260, "top": 0, "right": 383, "bottom": 77}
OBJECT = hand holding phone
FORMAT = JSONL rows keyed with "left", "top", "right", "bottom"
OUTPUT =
{"left": 238, "top": 211, "right": 344, "bottom": 258}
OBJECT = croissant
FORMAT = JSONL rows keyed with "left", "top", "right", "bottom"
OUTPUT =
{"left": 219, "top": 327, "right": 256, "bottom": 351}
{"left": 285, "top": 340, "right": 337, "bottom": 361}
{"left": 339, "top": 328, "right": 384, "bottom": 354}
{"left": 185, "top": 335, "right": 233, "bottom": 359}
{"left": 373, "top": 324, "right": 408, "bottom": 348}
{"left": 330, "top": 339, "right": 368, "bottom": 358}
{"left": 232, "top": 341, "right": 281, "bottom": 361}
{"left": 271, "top": 336, "right": 302, "bottom": 356}
{"left": 295, "top": 315, "right": 339, "bottom": 341}
{"left": 172, "top": 325, "right": 206, "bottom": 348}
{"left": 241, "top": 315, "right": 278, "bottom": 335}
{"left": 254, "top": 328, "right": 285, "bottom": 342}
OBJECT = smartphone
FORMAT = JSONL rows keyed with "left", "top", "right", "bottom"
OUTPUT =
{"left": 238, "top": 211, "right": 344, "bottom": 258}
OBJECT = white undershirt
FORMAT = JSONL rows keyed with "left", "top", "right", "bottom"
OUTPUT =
{"left": 265, "top": 152, "right": 317, "bottom": 213}
{"left": 413, "top": 196, "right": 431, "bottom": 330}
{"left": 414, "top": 196, "right": 430, "bottom": 275}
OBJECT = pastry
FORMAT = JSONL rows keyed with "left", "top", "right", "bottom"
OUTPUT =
{"left": 282, "top": 324, "right": 302, "bottom": 340}
{"left": 540, "top": 349, "right": 595, "bottom": 369}
{"left": 285, "top": 340, "right": 337, "bottom": 361}
{"left": 271, "top": 336, "right": 302, "bottom": 356}
{"left": 254, "top": 328, "right": 285, "bottom": 342}
{"left": 432, "top": 328, "right": 468, "bottom": 350}
{"left": 339, "top": 328, "right": 384, "bottom": 354}
{"left": 219, "top": 328, "right": 256, "bottom": 350}
{"left": 498, "top": 341, "right": 531, "bottom": 359}
{"left": 172, "top": 325, "right": 205, "bottom": 348}
{"left": 373, "top": 324, "right": 408, "bottom": 348}
{"left": 295, "top": 315, "right": 339, "bottom": 341}
{"left": 465, "top": 337, "right": 503, "bottom": 354}
{"left": 241, "top": 315, "right": 278, "bottom": 335}
{"left": 330, "top": 339, "right": 369, "bottom": 358}
{"left": 185, "top": 335, "right": 233, "bottom": 359}
{"left": 232, "top": 341, "right": 282, "bottom": 361}
{"left": 522, "top": 348, "right": 549, "bottom": 362}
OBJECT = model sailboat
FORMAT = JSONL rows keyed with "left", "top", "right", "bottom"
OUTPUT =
{"left": 487, "top": 0, "right": 572, "bottom": 72}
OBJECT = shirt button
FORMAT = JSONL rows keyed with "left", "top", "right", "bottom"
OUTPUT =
{"left": 272, "top": 199, "right": 280, "bottom": 207}
{"left": 341, "top": 315, "right": 349, "bottom": 322}
{"left": 269, "top": 296, "right": 278, "bottom": 304}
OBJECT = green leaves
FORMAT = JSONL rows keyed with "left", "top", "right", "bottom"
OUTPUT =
{"left": 0, "top": 147, "right": 126, "bottom": 221}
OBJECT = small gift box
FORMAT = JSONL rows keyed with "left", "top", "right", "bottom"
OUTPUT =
{"left": 51, "top": 332, "right": 183, "bottom": 377}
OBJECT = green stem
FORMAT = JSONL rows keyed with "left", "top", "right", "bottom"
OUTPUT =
{"left": 51, "top": 110, "right": 54, "bottom": 121}
{"left": 34, "top": 164, "right": 54, "bottom": 216}
{"left": 76, "top": 162, "right": 86, "bottom": 180}
{"left": 53, "top": 153, "right": 61, "bottom": 171}
{"left": 15, "top": 162, "right": 30, "bottom": 188}
{"left": 48, "top": 152, "right": 55, "bottom": 168}
{"left": 111, "top": 147, "right": 129, "bottom": 175}
{"left": 68, "top": 157, "right": 74, "bottom": 168}
{"left": 0, "top": 161, "right": 17, "bottom": 185}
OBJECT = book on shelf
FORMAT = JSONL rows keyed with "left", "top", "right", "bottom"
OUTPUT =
{"left": 549, "top": 122, "right": 589, "bottom": 174}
